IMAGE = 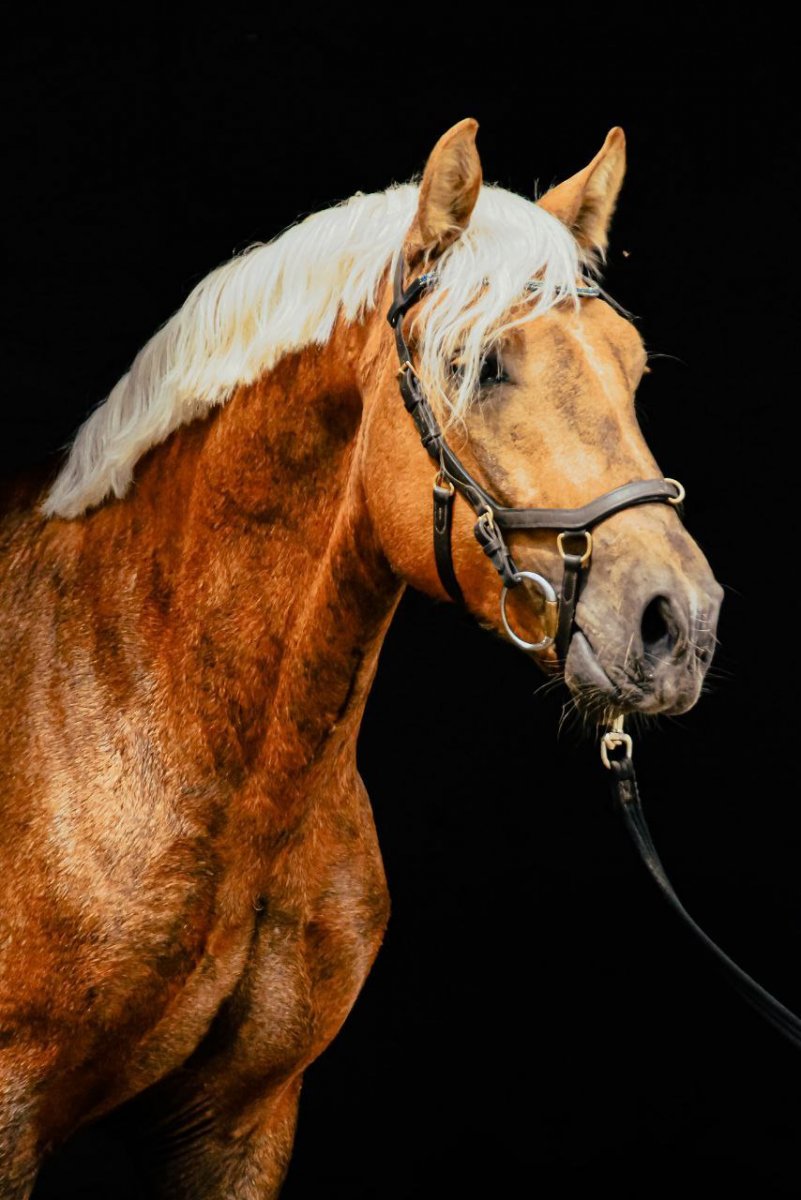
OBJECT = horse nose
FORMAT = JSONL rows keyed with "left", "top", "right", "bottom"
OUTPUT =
{"left": 640, "top": 594, "right": 684, "bottom": 663}
{"left": 638, "top": 583, "right": 722, "bottom": 670}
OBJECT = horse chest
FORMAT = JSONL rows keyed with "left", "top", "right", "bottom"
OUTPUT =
{"left": 190, "top": 778, "right": 392, "bottom": 1080}
{"left": 110, "top": 776, "right": 391, "bottom": 1099}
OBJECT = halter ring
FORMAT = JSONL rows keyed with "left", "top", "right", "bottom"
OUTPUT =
{"left": 500, "top": 571, "right": 559, "bottom": 652}
{"left": 557, "top": 530, "right": 593, "bottom": 566}
{"left": 664, "top": 477, "right": 686, "bottom": 505}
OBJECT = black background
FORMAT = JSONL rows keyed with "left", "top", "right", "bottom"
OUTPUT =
{"left": 3, "top": 15, "right": 797, "bottom": 1198}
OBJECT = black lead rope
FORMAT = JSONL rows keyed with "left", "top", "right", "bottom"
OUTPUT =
{"left": 603, "top": 725, "right": 801, "bottom": 1051}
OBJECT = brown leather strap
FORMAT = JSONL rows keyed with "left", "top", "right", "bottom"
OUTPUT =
{"left": 473, "top": 512, "right": 519, "bottom": 586}
{"left": 492, "top": 478, "right": 681, "bottom": 531}
{"left": 556, "top": 551, "right": 584, "bottom": 661}
{"left": 433, "top": 482, "right": 464, "bottom": 604}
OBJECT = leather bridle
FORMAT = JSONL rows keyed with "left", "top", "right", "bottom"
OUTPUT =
{"left": 387, "top": 249, "right": 684, "bottom": 662}
{"left": 386, "top": 247, "right": 801, "bottom": 1054}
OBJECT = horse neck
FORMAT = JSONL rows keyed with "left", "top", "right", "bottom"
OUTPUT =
{"left": 99, "top": 314, "right": 402, "bottom": 791}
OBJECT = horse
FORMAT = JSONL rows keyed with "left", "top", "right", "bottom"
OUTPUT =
{"left": 0, "top": 118, "right": 723, "bottom": 1198}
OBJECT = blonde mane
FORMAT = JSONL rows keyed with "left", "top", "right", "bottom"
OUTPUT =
{"left": 42, "top": 180, "right": 600, "bottom": 519}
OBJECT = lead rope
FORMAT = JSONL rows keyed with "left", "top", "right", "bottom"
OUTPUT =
{"left": 602, "top": 717, "right": 801, "bottom": 1050}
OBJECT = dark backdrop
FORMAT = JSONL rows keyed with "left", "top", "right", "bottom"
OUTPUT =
{"left": 3, "top": 16, "right": 796, "bottom": 1199}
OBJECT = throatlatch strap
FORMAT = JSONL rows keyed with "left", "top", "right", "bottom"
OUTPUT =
{"left": 433, "top": 483, "right": 464, "bottom": 604}
{"left": 607, "top": 755, "right": 801, "bottom": 1052}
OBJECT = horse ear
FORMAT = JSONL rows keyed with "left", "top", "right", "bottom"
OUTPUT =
{"left": 536, "top": 127, "right": 627, "bottom": 259}
{"left": 408, "top": 118, "right": 483, "bottom": 264}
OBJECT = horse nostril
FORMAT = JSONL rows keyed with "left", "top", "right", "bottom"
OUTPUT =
{"left": 640, "top": 595, "right": 679, "bottom": 661}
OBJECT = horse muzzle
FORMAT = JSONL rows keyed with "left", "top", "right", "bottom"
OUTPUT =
{"left": 565, "top": 573, "right": 724, "bottom": 716}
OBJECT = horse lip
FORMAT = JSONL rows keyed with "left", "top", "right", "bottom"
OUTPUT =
{"left": 568, "top": 624, "right": 646, "bottom": 710}
{"left": 568, "top": 626, "right": 621, "bottom": 699}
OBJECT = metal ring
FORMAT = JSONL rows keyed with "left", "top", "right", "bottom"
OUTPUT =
{"left": 499, "top": 571, "right": 559, "bottom": 652}
{"left": 557, "top": 530, "right": 593, "bottom": 566}
{"left": 664, "top": 477, "right": 686, "bottom": 505}
{"left": 600, "top": 731, "right": 634, "bottom": 771}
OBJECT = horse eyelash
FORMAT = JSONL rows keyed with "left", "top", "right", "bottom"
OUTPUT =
{"left": 449, "top": 350, "right": 509, "bottom": 387}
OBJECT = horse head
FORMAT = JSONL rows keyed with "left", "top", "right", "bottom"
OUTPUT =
{"left": 361, "top": 118, "right": 723, "bottom": 720}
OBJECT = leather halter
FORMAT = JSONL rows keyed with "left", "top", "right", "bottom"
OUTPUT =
{"left": 388, "top": 248, "right": 801, "bottom": 1055}
{"left": 387, "top": 250, "right": 683, "bottom": 661}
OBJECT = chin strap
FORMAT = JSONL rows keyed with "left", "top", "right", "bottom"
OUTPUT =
{"left": 602, "top": 716, "right": 801, "bottom": 1050}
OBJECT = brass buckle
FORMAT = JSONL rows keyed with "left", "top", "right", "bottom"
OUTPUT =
{"left": 600, "top": 714, "right": 633, "bottom": 770}
{"left": 434, "top": 470, "right": 455, "bottom": 496}
{"left": 396, "top": 359, "right": 418, "bottom": 381}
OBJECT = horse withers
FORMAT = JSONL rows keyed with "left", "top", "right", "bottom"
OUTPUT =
{"left": 0, "top": 119, "right": 722, "bottom": 1198}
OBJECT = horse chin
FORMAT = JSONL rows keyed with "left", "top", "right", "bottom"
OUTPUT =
{"left": 564, "top": 628, "right": 702, "bottom": 719}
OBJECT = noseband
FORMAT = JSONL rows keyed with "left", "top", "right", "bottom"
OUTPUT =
{"left": 387, "top": 251, "right": 684, "bottom": 661}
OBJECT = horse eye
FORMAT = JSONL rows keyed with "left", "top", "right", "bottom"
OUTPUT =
{"left": 478, "top": 352, "right": 509, "bottom": 388}
{"left": 449, "top": 352, "right": 510, "bottom": 390}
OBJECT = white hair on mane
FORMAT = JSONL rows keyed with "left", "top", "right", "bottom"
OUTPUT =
{"left": 42, "top": 181, "right": 599, "bottom": 519}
